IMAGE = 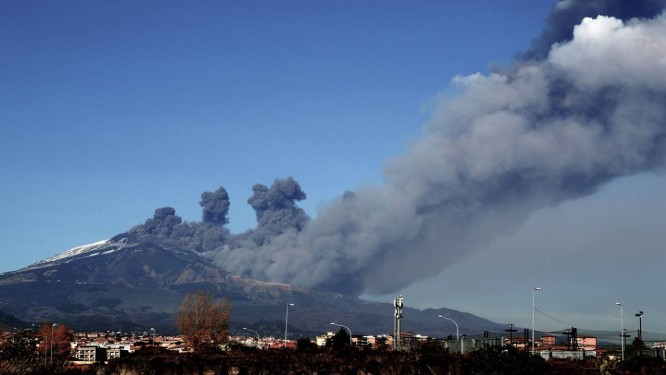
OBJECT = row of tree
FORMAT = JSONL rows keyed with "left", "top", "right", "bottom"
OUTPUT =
{"left": 0, "top": 322, "right": 73, "bottom": 374}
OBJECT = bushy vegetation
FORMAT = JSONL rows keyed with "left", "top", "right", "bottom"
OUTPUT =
{"left": 0, "top": 326, "right": 86, "bottom": 375}
{"left": 94, "top": 344, "right": 664, "bottom": 375}
{"left": 2, "top": 326, "right": 666, "bottom": 375}
{"left": 463, "top": 345, "right": 548, "bottom": 374}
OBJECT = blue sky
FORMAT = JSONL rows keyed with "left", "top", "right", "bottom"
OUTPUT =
{"left": 2, "top": 1, "right": 665, "bottom": 333}
{"left": 1, "top": 0, "right": 554, "bottom": 262}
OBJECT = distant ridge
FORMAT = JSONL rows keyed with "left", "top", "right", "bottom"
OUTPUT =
{"left": 0, "top": 309, "right": 26, "bottom": 331}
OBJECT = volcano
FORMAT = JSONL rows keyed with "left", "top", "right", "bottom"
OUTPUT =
{"left": 0, "top": 233, "right": 506, "bottom": 337}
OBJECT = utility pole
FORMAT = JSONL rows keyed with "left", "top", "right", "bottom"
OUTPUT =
{"left": 621, "top": 329, "right": 631, "bottom": 355}
{"left": 616, "top": 302, "right": 624, "bottom": 361}
{"left": 505, "top": 323, "right": 517, "bottom": 347}
{"left": 635, "top": 311, "right": 644, "bottom": 343}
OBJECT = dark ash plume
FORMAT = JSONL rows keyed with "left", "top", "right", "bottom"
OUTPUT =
{"left": 200, "top": 187, "right": 230, "bottom": 225}
{"left": 129, "top": 178, "right": 309, "bottom": 253}
{"left": 129, "top": 188, "right": 232, "bottom": 252}
{"left": 209, "top": 3, "right": 666, "bottom": 295}
{"left": 223, "top": 178, "right": 310, "bottom": 251}
{"left": 130, "top": 207, "right": 183, "bottom": 239}
{"left": 248, "top": 177, "right": 309, "bottom": 236}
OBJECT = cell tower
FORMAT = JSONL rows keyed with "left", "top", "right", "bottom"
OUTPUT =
{"left": 394, "top": 295, "right": 404, "bottom": 350}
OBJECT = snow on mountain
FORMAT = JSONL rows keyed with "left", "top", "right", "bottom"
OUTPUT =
{"left": 22, "top": 237, "right": 137, "bottom": 271}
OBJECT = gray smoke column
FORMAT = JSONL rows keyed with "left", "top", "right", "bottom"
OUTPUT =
{"left": 222, "top": 178, "right": 309, "bottom": 256}
{"left": 200, "top": 187, "right": 231, "bottom": 225}
{"left": 248, "top": 177, "right": 309, "bottom": 236}
{"left": 212, "top": 3, "right": 666, "bottom": 295}
{"left": 130, "top": 188, "right": 232, "bottom": 252}
{"left": 132, "top": 207, "right": 183, "bottom": 238}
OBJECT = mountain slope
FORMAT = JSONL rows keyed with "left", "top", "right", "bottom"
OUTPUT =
{"left": 0, "top": 309, "right": 26, "bottom": 331}
{"left": 0, "top": 235, "right": 506, "bottom": 336}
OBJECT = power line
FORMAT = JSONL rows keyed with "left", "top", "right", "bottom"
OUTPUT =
{"left": 534, "top": 307, "right": 584, "bottom": 328}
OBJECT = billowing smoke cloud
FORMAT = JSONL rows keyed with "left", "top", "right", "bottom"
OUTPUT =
{"left": 129, "top": 187, "right": 232, "bottom": 252}
{"left": 248, "top": 177, "right": 309, "bottom": 237}
{"left": 522, "top": 0, "right": 666, "bottom": 60}
{"left": 132, "top": 207, "right": 183, "bottom": 238}
{"left": 129, "top": 179, "right": 308, "bottom": 253}
{"left": 129, "top": 1, "right": 666, "bottom": 297}
{"left": 207, "top": 2, "right": 666, "bottom": 295}
{"left": 201, "top": 187, "right": 231, "bottom": 225}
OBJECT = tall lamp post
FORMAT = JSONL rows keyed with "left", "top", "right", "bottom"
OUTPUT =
{"left": 438, "top": 315, "right": 460, "bottom": 352}
{"left": 635, "top": 311, "right": 644, "bottom": 343}
{"left": 284, "top": 303, "right": 294, "bottom": 348}
{"left": 50, "top": 323, "right": 57, "bottom": 366}
{"left": 616, "top": 302, "right": 624, "bottom": 361}
{"left": 44, "top": 326, "right": 48, "bottom": 365}
{"left": 150, "top": 328, "right": 155, "bottom": 347}
{"left": 532, "top": 287, "right": 541, "bottom": 354}
{"left": 330, "top": 322, "right": 352, "bottom": 346}
{"left": 243, "top": 327, "right": 260, "bottom": 346}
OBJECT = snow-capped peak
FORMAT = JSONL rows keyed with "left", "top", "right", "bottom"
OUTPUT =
{"left": 41, "top": 239, "right": 111, "bottom": 263}
{"left": 23, "top": 237, "right": 137, "bottom": 271}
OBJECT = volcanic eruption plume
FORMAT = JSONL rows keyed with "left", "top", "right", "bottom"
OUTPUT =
{"left": 133, "top": 0, "right": 666, "bottom": 296}
{"left": 209, "top": 0, "right": 666, "bottom": 295}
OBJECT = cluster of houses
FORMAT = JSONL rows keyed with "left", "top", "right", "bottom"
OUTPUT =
{"left": 2, "top": 328, "right": 666, "bottom": 365}
{"left": 70, "top": 331, "right": 186, "bottom": 364}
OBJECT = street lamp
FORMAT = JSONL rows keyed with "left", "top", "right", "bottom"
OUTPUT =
{"left": 438, "top": 315, "right": 460, "bottom": 352}
{"left": 284, "top": 303, "right": 294, "bottom": 348}
{"left": 44, "top": 326, "right": 48, "bottom": 365}
{"left": 635, "top": 311, "right": 644, "bottom": 343}
{"left": 616, "top": 302, "right": 624, "bottom": 361}
{"left": 532, "top": 287, "right": 541, "bottom": 354}
{"left": 243, "top": 327, "right": 260, "bottom": 343}
{"left": 50, "top": 323, "right": 57, "bottom": 366}
{"left": 330, "top": 322, "right": 352, "bottom": 346}
{"left": 437, "top": 315, "right": 459, "bottom": 340}
{"left": 150, "top": 328, "right": 155, "bottom": 347}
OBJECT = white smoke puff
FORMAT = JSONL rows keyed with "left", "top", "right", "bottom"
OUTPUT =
{"left": 549, "top": 14, "right": 666, "bottom": 91}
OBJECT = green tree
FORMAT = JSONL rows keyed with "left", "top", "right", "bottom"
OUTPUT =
{"left": 626, "top": 336, "right": 648, "bottom": 358}
{"left": 176, "top": 290, "right": 231, "bottom": 352}
{"left": 296, "top": 337, "right": 318, "bottom": 352}
{"left": 0, "top": 329, "right": 38, "bottom": 362}
{"left": 327, "top": 328, "right": 351, "bottom": 352}
{"left": 415, "top": 338, "right": 446, "bottom": 354}
{"left": 465, "top": 345, "right": 547, "bottom": 374}
{"left": 0, "top": 329, "right": 44, "bottom": 375}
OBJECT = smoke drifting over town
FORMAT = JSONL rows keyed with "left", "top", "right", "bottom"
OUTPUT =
{"left": 130, "top": 0, "right": 666, "bottom": 296}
